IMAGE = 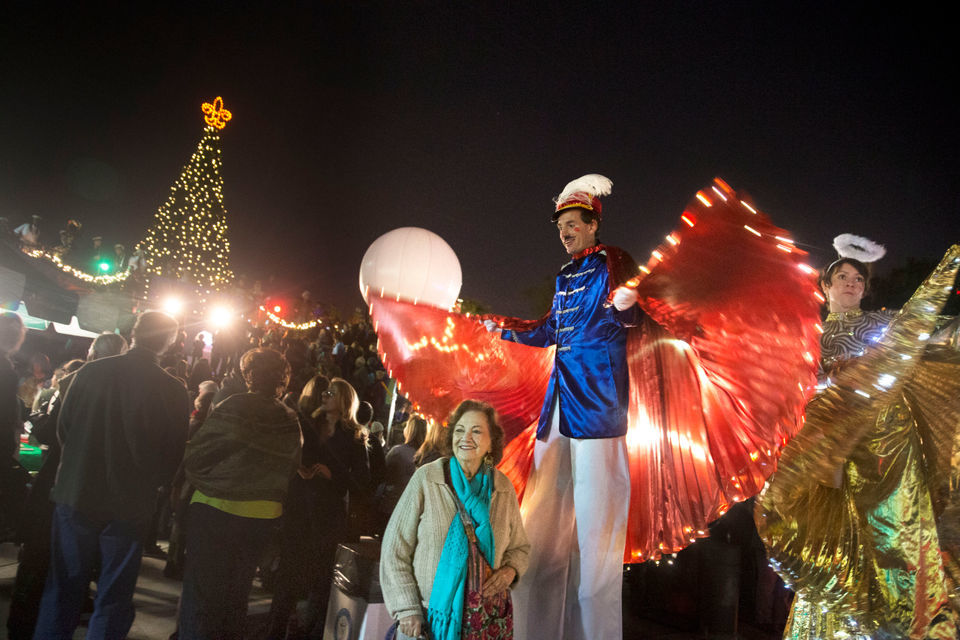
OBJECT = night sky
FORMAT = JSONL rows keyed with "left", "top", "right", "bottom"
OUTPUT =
{"left": 2, "top": 3, "right": 957, "bottom": 317}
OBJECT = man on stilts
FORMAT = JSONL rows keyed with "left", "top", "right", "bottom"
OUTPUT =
{"left": 485, "top": 174, "right": 640, "bottom": 640}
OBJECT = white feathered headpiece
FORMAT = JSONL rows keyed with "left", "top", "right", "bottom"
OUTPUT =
{"left": 832, "top": 233, "right": 886, "bottom": 263}
{"left": 555, "top": 174, "right": 613, "bottom": 203}
{"left": 553, "top": 174, "right": 613, "bottom": 219}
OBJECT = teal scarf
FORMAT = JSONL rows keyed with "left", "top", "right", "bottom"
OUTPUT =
{"left": 426, "top": 458, "right": 494, "bottom": 640}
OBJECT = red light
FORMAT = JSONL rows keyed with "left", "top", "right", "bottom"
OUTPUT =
{"left": 273, "top": 305, "right": 282, "bottom": 313}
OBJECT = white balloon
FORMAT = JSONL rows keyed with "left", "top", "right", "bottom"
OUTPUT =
{"left": 359, "top": 227, "right": 462, "bottom": 309}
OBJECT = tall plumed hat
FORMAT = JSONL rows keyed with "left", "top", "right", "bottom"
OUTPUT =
{"left": 552, "top": 174, "right": 613, "bottom": 221}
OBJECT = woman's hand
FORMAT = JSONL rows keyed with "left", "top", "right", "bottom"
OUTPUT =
{"left": 296, "top": 465, "right": 312, "bottom": 479}
{"left": 398, "top": 614, "right": 424, "bottom": 638}
{"left": 482, "top": 565, "right": 517, "bottom": 597}
{"left": 297, "top": 463, "right": 332, "bottom": 479}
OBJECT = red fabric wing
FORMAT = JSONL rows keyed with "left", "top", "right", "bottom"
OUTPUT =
{"left": 368, "top": 296, "right": 553, "bottom": 446}
{"left": 621, "top": 180, "right": 821, "bottom": 560}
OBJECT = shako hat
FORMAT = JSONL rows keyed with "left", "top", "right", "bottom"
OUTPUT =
{"left": 552, "top": 174, "right": 613, "bottom": 221}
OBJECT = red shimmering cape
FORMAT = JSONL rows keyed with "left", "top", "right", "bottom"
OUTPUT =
{"left": 368, "top": 178, "right": 822, "bottom": 561}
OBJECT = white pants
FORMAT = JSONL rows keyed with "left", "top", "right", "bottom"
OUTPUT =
{"left": 512, "top": 401, "right": 630, "bottom": 640}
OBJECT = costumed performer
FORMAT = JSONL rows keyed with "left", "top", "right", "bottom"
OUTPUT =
{"left": 755, "top": 235, "right": 960, "bottom": 639}
{"left": 380, "top": 400, "right": 530, "bottom": 640}
{"left": 482, "top": 174, "right": 642, "bottom": 640}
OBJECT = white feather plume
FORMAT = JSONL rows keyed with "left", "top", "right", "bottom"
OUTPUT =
{"left": 833, "top": 233, "right": 886, "bottom": 263}
{"left": 555, "top": 174, "right": 613, "bottom": 203}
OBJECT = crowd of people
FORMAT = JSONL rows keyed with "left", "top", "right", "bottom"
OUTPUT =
{"left": 0, "top": 303, "right": 464, "bottom": 639}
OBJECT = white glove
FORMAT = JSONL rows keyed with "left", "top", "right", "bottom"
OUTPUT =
{"left": 612, "top": 287, "right": 639, "bottom": 311}
{"left": 483, "top": 319, "right": 499, "bottom": 332}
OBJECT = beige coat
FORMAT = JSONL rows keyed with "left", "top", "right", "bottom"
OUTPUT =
{"left": 379, "top": 457, "right": 530, "bottom": 621}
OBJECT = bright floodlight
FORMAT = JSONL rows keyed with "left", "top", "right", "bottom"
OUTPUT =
{"left": 210, "top": 306, "right": 233, "bottom": 328}
{"left": 162, "top": 297, "right": 184, "bottom": 315}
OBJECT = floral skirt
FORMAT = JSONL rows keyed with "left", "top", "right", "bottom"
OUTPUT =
{"left": 461, "top": 540, "right": 513, "bottom": 639}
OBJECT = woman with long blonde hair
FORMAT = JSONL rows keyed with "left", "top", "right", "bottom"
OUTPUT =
{"left": 414, "top": 416, "right": 448, "bottom": 467}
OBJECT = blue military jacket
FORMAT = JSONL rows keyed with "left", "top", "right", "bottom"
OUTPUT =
{"left": 501, "top": 247, "right": 639, "bottom": 440}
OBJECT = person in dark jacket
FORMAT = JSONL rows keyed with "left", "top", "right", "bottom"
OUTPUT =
{"left": 34, "top": 311, "right": 189, "bottom": 639}
{"left": 265, "top": 374, "right": 329, "bottom": 639}
{"left": 179, "top": 347, "right": 302, "bottom": 640}
{"left": 6, "top": 333, "right": 126, "bottom": 640}
{"left": 0, "top": 313, "right": 25, "bottom": 464}
{"left": 1, "top": 313, "right": 27, "bottom": 542}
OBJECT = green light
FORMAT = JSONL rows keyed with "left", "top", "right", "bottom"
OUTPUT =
{"left": 98, "top": 262, "right": 111, "bottom": 272}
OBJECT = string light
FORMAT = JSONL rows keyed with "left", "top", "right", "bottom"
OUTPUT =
{"left": 23, "top": 248, "right": 131, "bottom": 285}
{"left": 404, "top": 317, "right": 474, "bottom": 355}
{"left": 260, "top": 305, "right": 321, "bottom": 330}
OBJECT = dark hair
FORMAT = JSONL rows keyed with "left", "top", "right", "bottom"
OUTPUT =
{"left": 820, "top": 257, "right": 871, "bottom": 295}
{"left": 576, "top": 208, "right": 599, "bottom": 228}
{"left": 357, "top": 400, "right": 373, "bottom": 426}
{"left": 443, "top": 399, "right": 505, "bottom": 465}
{"left": 239, "top": 348, "right": 290, "bottom": 397}
{"left": 187, "top": 358, "right": 213, "bottom": 394}
{"left": 132, "top": 311, "right": 179, "bottom": 354}
{"left": 61, "top": 359, "right": 86, "bottom": 374}
{"left": 356, "top": 401, "right": 374, "bottom": 426}
{"left": 55, "top": 359, "right": 85, "bottom": 382}
{"left": 0, "top": 313, "right": 26, "bottom": 354}
{"left": 298, "top": 374, "right": 330, "bottom": 417}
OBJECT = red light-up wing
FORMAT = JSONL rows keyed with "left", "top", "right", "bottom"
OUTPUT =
{"left": 619, "top": 179, "right": 822, "bottom": 560}
{"left": 368, "top": 296, "right": 554, "bottom": 449}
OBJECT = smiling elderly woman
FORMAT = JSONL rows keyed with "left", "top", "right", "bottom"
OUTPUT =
{"left": 380, "top": 400, "right": 529, "bottom": 640}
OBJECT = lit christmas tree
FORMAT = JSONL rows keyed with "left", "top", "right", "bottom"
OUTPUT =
{"left": 140, "top": 97, "right": 234, "bottom": 297}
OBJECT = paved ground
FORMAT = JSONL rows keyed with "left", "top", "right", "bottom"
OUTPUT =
{"left": 0, "top": 541, "right": 273, "bottom": 640}
{"left": 0, "top": 541, "right": 780, "bottom": 639}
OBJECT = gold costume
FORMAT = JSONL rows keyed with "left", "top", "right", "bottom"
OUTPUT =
{"left": 756, "top": 246, "right": 960, "bottom": 639}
